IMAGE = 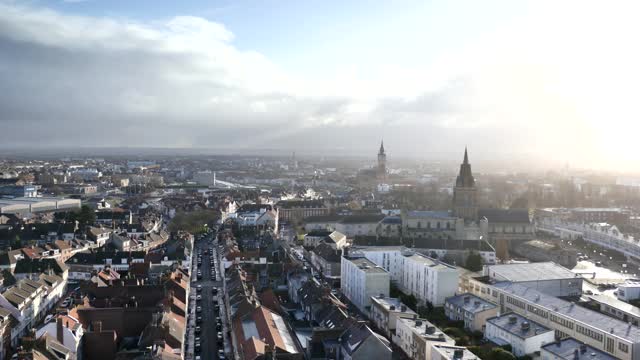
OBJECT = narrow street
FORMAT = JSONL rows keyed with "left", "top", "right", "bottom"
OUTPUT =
{"left": 188, "top": 231, "right": 226, "bottom": 360}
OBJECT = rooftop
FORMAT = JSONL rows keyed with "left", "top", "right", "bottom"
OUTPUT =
{"left": 344, "top": 257, "right": 388, "bottom": 274}
{"left": 494, "top": 282, "right": 640, "bottom": 342}
{"left": 446, "top": 293, "right": 497, "bottom": 314}
{"left": 431, "top": 345, "right": 480, "bottom": 360}
{"left": 370, "top": 296, "right": 417, "bottom": 314}
{"left": 487, "top": 312, "right": 552, "bottom": 339}
{"left": 397, "top": 317, "right": 452, "bottom": 342}
{"left": 541, "top": 338, "right": 617, "bottom": 360}
{"left": 485, "top": 262, "right": 578, "bottom": 282}
{"left": 587, "top": 294, "right": 640, "bottom": 318}
{"left": 406, "top": 210, "right": 453, "bottom": 219}
{"left": 404, "top": 253, "right": 457, "bottom": 271}
{"left": 478, "top": 208, "right": 530, "bottom": 223}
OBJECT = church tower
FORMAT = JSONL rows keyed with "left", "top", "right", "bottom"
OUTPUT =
{"left": 377, "top": 140, "right": 387, "bottom": 182}
{"left": 453, "top": 147, "right": 478, "bottom": 221}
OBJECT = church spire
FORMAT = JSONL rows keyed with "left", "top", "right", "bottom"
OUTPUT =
{"left": 456, "top": 147, "right": 475, "bottom": 188}
{"left": 379, "top": 140, "right": 385, "bottom": 155}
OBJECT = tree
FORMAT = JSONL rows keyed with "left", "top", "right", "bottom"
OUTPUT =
{"left": 76, "top": 205, "right": 96, "bottom": 227}
{"left": 487, "top": 348, "right": 516, "bottom": 360}
{"left": 465, "top": 251, "right": 483, "bottom": 272}
{"left": 399, "top": 294, "right": 418, "bottom": 311}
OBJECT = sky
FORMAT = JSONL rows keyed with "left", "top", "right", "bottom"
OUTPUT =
{"left": 0, "top": 0, "right": 639, "bottom": 170}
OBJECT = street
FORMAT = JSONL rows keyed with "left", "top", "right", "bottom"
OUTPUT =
{"left": 188, "top": 231, "right": 226, "bottom": 360}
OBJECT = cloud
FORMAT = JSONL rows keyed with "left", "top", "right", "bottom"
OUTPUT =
{"left": 0, "top": 2, "right": 639, "bottom": 171}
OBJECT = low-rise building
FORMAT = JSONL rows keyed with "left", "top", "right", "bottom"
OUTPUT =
{"left": 394, "top": 317, "right": 454, "bottom": 360}
{"left": 338, "top": 322, "right": 392, "bottom": 360}
{"left": 616, "top": 281, "right": 640, "bottom": 302}
{"left": 444, "top": 293, "right": 498, "bottom": 332}
{"left": 304, "top": 230, "right": 348, "bottom": 249}
{"left": 310, "top": 243, "right": 342, "bottom": 283}
{"left": 369, "top": 296, "right": 417, "bottom": 337}
{"left": 482, "top": 262, "right": 583, "bottom": 297}
{"left": 586, "top": 294, "right": 640, "bottom": 326}
{"left": 340, "top": 256, "right": 390, "bottom": 313}
{"left": 469, "top": 281, "right": 640, "bottom": 360}
{"left": 541, "top": 338, "right": 617, "bottom": 360}
{"left": 485, "top": 312, "right": 555, "bottom": 357}
{"left": 431, "top": 344, "right": 480, "bottom": 360}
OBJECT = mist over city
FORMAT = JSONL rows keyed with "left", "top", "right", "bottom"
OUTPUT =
{"left": 1, "top": 1, "right": 640, "bottom": 360}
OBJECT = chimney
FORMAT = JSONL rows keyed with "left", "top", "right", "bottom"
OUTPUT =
{"left": 56, "top": 317, "right": 64, "bottom": 344}
{"left": 573, "top": 348, "right": 579, "bottom": 360}
{"left": 580, "top": 344, "right": 587, "bottom": 354}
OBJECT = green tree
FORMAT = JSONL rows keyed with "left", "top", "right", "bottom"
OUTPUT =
{"left": 465, "top": 251, "right": 483, "bottom": 272}
{"left": 487, "top": 348, "right": 516, "bottom": 360}
{"left": 76, "top": 205, "right": 96, "bottom": 227}
{"left": 399, "top": 294, "right": 418, "bottom": 311}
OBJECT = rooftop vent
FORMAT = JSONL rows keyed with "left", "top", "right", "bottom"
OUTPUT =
{"left": 521, "top": 322, "right": 530, "bottom": 331}
{"left": 509, "top": 316, "right": 518, "bottom": 324}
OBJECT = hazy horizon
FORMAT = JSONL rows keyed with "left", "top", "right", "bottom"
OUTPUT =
{"left": 1, "top": 1, "right": 639, "bottom": 171}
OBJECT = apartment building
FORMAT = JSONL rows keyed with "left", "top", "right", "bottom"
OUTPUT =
{"left": 394, "top": 317, "right": 455, "bottom": 360}
{"left": 369, "top": 296, "right": 417, "bottom": 337}
{"left": 353, "top": 246, "right": 459, "bottom": 306}
{"left": 340, "top": 256, "right": 390, "bottom": 313}
{"left": 277, "top": 199, "right": 329, "bottom": 223}
{"left": 402, "top": 253, "right": 459, "bottom": 306}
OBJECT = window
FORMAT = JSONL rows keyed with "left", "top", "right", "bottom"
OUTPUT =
{"left": 576, "top": 325, "right": 603, "bottom": 342}
{"left": 619, "top": 342, "right": 629, "bottom": 353}
{"left": 606, "top": 338, "right": 615, "bottom": 354}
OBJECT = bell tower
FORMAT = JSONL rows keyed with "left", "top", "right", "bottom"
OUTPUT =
{"left": 453, "top": 147, "right": 477, "bottom": 221}
{"left": 377, "top": 140, "right": 387, "bottom": 182}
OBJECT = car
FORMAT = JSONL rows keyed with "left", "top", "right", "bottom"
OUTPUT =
{"left": 45, "top": 314, "right": 54, "bottom": 323}
{"left": 212, "top": 287, "right": 218, "bottom": 294}
{"left": 196, "top": 295, "right": 202, "bottom": 301}
{"left": 195, "top": 336, "right": 201, "bottom": 343}
{"left": 216, "top": 323, "right": 222, "bottom": 330}
{"left": 196, "top": 306, "right": 202, "bottom": 313}
{"left": 216, "top": 316, "right": 221, "bottom": 323}
{"left": 195, "top": 357, "right": 201, "bottom": 360}
{"left": 214, "top": 304, "right": 220, "bottom": 310}
{"left": 196, "top": 316, "right": 202, "bottom": 324}
{"left": 212, "top": 298, "right": 218, "bottom": 304}
{"left": 195, "top": 326, "right": 201, "bottom": 334}
{"left": 196, "top": 285, "right": 202, "bottom": 292}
